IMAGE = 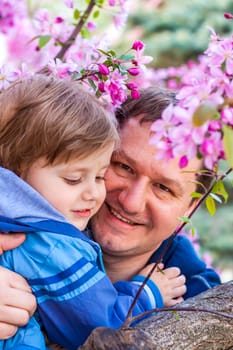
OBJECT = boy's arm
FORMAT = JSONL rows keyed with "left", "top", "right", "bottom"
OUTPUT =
{"left": 0, "top": 232, "right": 161, "bottom": 349}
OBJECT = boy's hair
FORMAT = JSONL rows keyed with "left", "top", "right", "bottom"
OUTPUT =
{"left": 116, "top": 86, "right": 213, "bottom": 195}
{"left": 0, "top": 74, "right": 119, "bottom": 176}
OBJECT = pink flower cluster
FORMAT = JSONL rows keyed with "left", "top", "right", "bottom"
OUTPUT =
{"left": 0, "top": 0, "right": 151, "bottom": 108}
{"left": 0, "top": 0, "right": 26, "bottom": 34}
{"left": 150, "top": 25, "right": 233, "bottom": 170}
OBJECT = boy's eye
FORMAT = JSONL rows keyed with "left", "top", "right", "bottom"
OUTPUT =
{"left": 63, "top": 178, "right": 81, "bottom": 185}
{"left": 96, "top": 176, "right": 105, "bottom": 181}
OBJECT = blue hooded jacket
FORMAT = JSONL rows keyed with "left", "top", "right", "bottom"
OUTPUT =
{"left": 0, "top": 167, "right": 162, "bottom": 350}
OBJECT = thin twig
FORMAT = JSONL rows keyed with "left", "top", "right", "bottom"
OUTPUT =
{"left": 128, "top": 306, "right": 233, "bottom": 327}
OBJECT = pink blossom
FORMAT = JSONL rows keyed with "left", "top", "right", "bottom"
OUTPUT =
{"left": 206, "top": 37, "right": 233, "bottom": 75}
{"left": 108, "top": 81, "right": 127, "bottom": 106}
{"left": 55, "top": 17, "right": 64, "bottom": 24}
{"left": 208, "top": 120, "right": 221, "bottom": 132}
{"left": 179, "top": 155, "right": 189, "bottom": 168}
{"left": 200, "top": 132, "right": 224, "bottom": 169}
{"left": 0, "top": 64, "right": 19, "bottom": 89}
{"left": 133, "top": 48, "right": 153, "bottom": 66}
{"left": 64, "top": 0, "right": 74, "bottom": 8}
{"left": 87, "top": 22, "right": 96, "bottom": 32}
{"left": 47, "top": 58, "right": 77, "bottom": 79}
{"left": 221, "top": 107, "right": 233, "bottom": 126}
{"left": 153, "top": 139, "right": 174, "bottom": 162}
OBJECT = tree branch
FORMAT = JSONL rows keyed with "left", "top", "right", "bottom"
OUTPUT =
{"left": 55, "top": 0, "right": 96, "bottom": 60}
{"left": 78, "top": 281, "right": 233, "bottom": 350}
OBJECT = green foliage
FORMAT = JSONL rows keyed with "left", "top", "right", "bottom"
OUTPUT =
{"left": 38, "top": 35, "right": 51, "bottom": 49}
{"left": 223, "top": 125, "right": 233, "bottom": 168}
{"left": 192, "top": 204, "right": 233, "bottom": 269}
{"left": 118, "top": 0, "right": 233, "bottom": 67}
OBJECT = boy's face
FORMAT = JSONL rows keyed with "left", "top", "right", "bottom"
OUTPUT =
{"left": 24, "top": 144, "right": 114, "bottom": 231}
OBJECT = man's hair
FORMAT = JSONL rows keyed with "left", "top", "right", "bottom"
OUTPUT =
{"left": 0, "top": 74, "right": 119, "bottom": 176}
{"left": 116, "top": 86, "right": 177, "bottom": 127}
{"left": 116, "top": 86, "right": 213, "bottom": 194}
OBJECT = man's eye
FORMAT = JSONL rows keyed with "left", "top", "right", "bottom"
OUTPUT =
{"left": 110, "top": 161, "right": 134, "bottom": 177}
{"left": 117, "top": 162, "right": 132, "bottom": 172}
{"left": 155, "top": 183, "right": 170, "bottom": 192}
{"left": 63, "top": 178, "right": 81, "bottom": 185}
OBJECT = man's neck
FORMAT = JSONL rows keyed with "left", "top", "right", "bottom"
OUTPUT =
{"left": 103, "top": 252, "right": 152, "bottom": 283}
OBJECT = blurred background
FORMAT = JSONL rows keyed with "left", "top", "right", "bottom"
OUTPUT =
{"left": 113, "top": 0, "right": 233, "bottom": 282}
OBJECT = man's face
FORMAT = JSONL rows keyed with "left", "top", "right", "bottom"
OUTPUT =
{"left": 91, "top": 116, "right": 201, "bottom": 259}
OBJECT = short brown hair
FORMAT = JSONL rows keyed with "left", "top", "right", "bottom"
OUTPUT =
{"left": 0, "top": 74, "right": 119, "bottom": 175}
{"left": 116, "top": 86, "right": 213, "bottom": 194}
{"left": 116, "top": 86, "right": 177, "bottom": 127}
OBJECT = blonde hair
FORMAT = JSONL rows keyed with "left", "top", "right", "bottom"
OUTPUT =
{"left": 0, "top": 74, "right": 119, "bottom": 175}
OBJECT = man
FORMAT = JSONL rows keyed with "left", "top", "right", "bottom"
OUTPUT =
{"left": 0, "top": 87, "right": 221, "bottom": 340}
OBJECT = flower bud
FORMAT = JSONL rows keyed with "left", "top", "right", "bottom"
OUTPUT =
{"left": 126, "top": 82, "right": 137, "bottom": 90}
{"left": 98, "top": 82, "right": 106, "bottom": 92}
{"left": 132, "top": 40, "right": 144, "bottom": 51}
{"left": 128, "top": 67, "right": 140, "bottom": 76}
{"left": 98, "top": 64, "right": 110, "bottom": 75}
{"left": 131, "top": 89, "right": 140, "bottom": 99}
{"left": 224, "top": 13, "right": 233, "bottom": 19}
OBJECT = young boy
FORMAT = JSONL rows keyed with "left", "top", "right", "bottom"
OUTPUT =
{"left": 0, "top": 75, "right": 185, "bottom": 350}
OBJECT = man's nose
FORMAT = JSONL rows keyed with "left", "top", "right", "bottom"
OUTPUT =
{"left": 118, "top": 179, "right": 147, "bottom": 214}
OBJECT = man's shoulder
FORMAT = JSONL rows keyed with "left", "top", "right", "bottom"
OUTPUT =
{"left": 148, "top": 234, "right": 200, "bottom": 267}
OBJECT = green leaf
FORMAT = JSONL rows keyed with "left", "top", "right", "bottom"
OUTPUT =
{"left": 81, "top": 28, "right": 91, "bottom": 38}
{"left": 93, "top": 10, "right": 100, "bottom": 18}
{"left": 209, "top": 193, "right": 222, "bottom": 204}
{"left": 191, "top": 226, "right": 195, "bottom": 237}
{"left": 88, "top": 78, "right": 97, "bottom": 91}
{"left": 97, "top": 49, "right": 112, "bottom": 57}
{"left": 205, "top": 196, "right": 216, "bottom": 216}
{"left": 118, "top": 65, "right": 127, "bottom": 75}
{"left": 191, "top": 191, "right": 202, "bottom": 199}
{"left": 119, "top": 53, "right": 135, "bottom": 61}
{"left": 178, "top": 216, "right": 191, "bottom": 224}
{"left": 172, "top": 310, "right": 180, "bottom": 321}
{"left": 212, "top": 180, "right": 229, "bottom": 203}
{"left": 192, "top": 102, "right": 218, "bottom": 127}
{"left": 95, "top": 0, "right": 105, "bottom": 6}
{"left": 73, "top": 9, "right": 80, "bottom": 20}
{"left": 38, "top": 35, "right": 51, "bottom": 49}
{"left": 223, "top": 124, "right": 233, "bottom": 168}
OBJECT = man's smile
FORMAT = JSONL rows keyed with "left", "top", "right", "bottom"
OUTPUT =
{"left": 106, "top": 203, "right": 140, "bottom": 226}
